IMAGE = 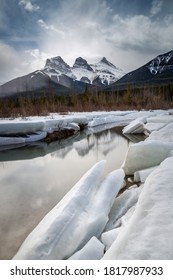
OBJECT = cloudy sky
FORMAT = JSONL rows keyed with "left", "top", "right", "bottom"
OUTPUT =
{"left": 0, "top": 0, "right": 173, "bottom": 83}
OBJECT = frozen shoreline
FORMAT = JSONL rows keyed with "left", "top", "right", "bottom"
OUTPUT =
{"left": 0, "top": 109, "right": 166, "bottom": 146}
{"left": 2, "top": 109, "right": 173, "bottom": 259}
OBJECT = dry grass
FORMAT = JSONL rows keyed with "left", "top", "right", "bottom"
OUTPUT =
{"left": 0, "top": 85, "right": 173, "bottom": 118}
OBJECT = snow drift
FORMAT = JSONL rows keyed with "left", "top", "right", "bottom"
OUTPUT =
{"left": 103, "top": 157, "right": 173, "bottom": 259}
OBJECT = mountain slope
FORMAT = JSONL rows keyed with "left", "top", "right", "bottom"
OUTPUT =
{"left": 0, "top": 70, "right": 72, "bottom": 98}
{"left": 105, "top": 50, "right": 173, "bottom": 91}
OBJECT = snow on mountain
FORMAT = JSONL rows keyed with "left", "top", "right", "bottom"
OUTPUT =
{"left": 147, "top": 50, "right": 173, "bottom": 75}
{"left": 0, "top": 55, "right": 124, "bottom": 97}
{"left": 43, "top": 56, "right": 125, "bottom": 86}
{"left": 44, "top": 56, "right": 71, "bottom": 75}
{"left": 91, "top": 57, "right": 124, "bottom": 85}
{"left": 106, "top": 50, "right": 173, "bottom": 91}
{"left": 73, "top": 57, "right": 93, "bottom": 71}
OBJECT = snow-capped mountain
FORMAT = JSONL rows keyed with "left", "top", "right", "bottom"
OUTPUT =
{"left": 0, "top": 56, "right": 124, "bottom": 98}
{"left": 43, "top": 56, "right": 125, "bottom": 87}
{"left": 106, "top": 50, "right": 173, "bottom": 91}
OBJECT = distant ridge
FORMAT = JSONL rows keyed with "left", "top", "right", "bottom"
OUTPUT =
{"left": 105, "top": 50, "right": 173, "bottom": 91}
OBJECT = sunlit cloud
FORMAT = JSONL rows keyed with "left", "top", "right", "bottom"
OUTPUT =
{"left": 19, "top": 0, "right": 40, "bottom": 12}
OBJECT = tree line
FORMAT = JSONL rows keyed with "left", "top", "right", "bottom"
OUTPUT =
{"left": 0, "top": 83, "right": 173, "bottom": 118}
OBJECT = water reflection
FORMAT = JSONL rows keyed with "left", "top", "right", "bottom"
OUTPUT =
{"left": 0, "top": 126, "right": 130, "bottom": 259}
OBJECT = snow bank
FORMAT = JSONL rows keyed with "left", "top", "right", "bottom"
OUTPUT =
{"left": 0, "top": 110, "right": 166, "bottom": 146}
{"left": 146, "top": 123, "right": 173, "bottom": 142}
{"left": 146, "top": 114, "right": 173, "bottom": 124}
{"left": 68, "top": 237, "right": 104, "bottom": 260}
{"left": 122, "top": 140, "right": 173, "bottom": 175}
{"left": 88, "top": 115, "right": 121, "bottom": 127}
{"left": 13, "top": 161, "right": 125, "bottom": 260}
{"left": 145, "top": 122, "right": 165, "bottom": 132}
{"left": 103, "top": 157, "right": 173, "bottom": 259}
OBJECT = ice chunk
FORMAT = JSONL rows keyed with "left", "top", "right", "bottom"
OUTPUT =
{"left": 122, "top": 140, "right": 173, "bottom": 175}
{"left": 13, "top": 161, "right": 125, "bottom": 260}
{"left": 0, "top": 132, "right": 47, "bottom": 146}
{"left": 0, "top": 136, "right": 25, "bottom": 145}
{"left": 134, "top": 166, "right": 157, "bottom": 182}
{"left": 123, "top": 119, "right": 146, "bottom": 134}
{"left": 103, "top": 157, "right": 173, "bottom": 259}
{"left": 68, "top": 237, "right": 104, "bottom": 260}
{"left": 0, "top": 120, "right": 45, "bottom": 135}
{"left": 104, "top": 186, "right": 142, "bottom": 231}
{"left": 102, "top": 205, "right": 137, "bottom": 251}
{"left": 65, "top": 122, "right": 80, "bottom": 131}
{"left": 101, "top": 228, "right": 121, "bottom": 251}
{"left": 13, "top": 160, "right": 106, "bottom": 260}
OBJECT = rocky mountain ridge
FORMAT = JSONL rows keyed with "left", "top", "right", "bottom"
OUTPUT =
{"left": 43, "top": 56, "right": 124, "bottom": 86}
{"left": 0, "top": 56, "right": 124, "bottom": 98}
{"left": 106, "top": 50, "right": 173, "bottom": 91}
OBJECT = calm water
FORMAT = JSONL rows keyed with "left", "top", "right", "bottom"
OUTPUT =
{"left": 0, "top": 126, "right": 131, "bottom": 259}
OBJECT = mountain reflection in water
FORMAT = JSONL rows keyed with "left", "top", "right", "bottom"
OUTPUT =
{"left": 0, "top": 125, "right": 132, "bottom": 259}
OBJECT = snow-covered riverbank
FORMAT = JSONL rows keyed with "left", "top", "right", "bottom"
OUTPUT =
{"left": 0, "top": 110, "right": 166, "bottom": 146}
{"left": 2, "top": 109, "right": 173, "bottom": 260}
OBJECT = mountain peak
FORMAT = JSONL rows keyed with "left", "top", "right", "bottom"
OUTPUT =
{"left": 100, "top": 57, "right": 117, "bottom": 69}
{"left": 73, "top": 57, "right": 93, "bottom": 71}
{"left": 44, "top": 56, "right": 71, "bottom": 74}
{"left": 100, "top": 57, "right": 109, "bottom": 64}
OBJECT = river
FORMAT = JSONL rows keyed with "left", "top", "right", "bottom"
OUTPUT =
{"left": 0, "top": 125, "right": 133, "bottom": 259}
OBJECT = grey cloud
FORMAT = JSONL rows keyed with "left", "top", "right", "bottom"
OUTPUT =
{"left": 150, "top": 0, "right": 163, "bottom": 17}
{"left": 0, "top": 42, "right": 21, "bottom": 83}
{"left": 1, "top": 0, "right": 173, "bottom": 83}
{"left": 0, "top": 42, "right": 47, "bottom": 83}
{"left": 9, "top": 0, "right": 173, "bottom": 76}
